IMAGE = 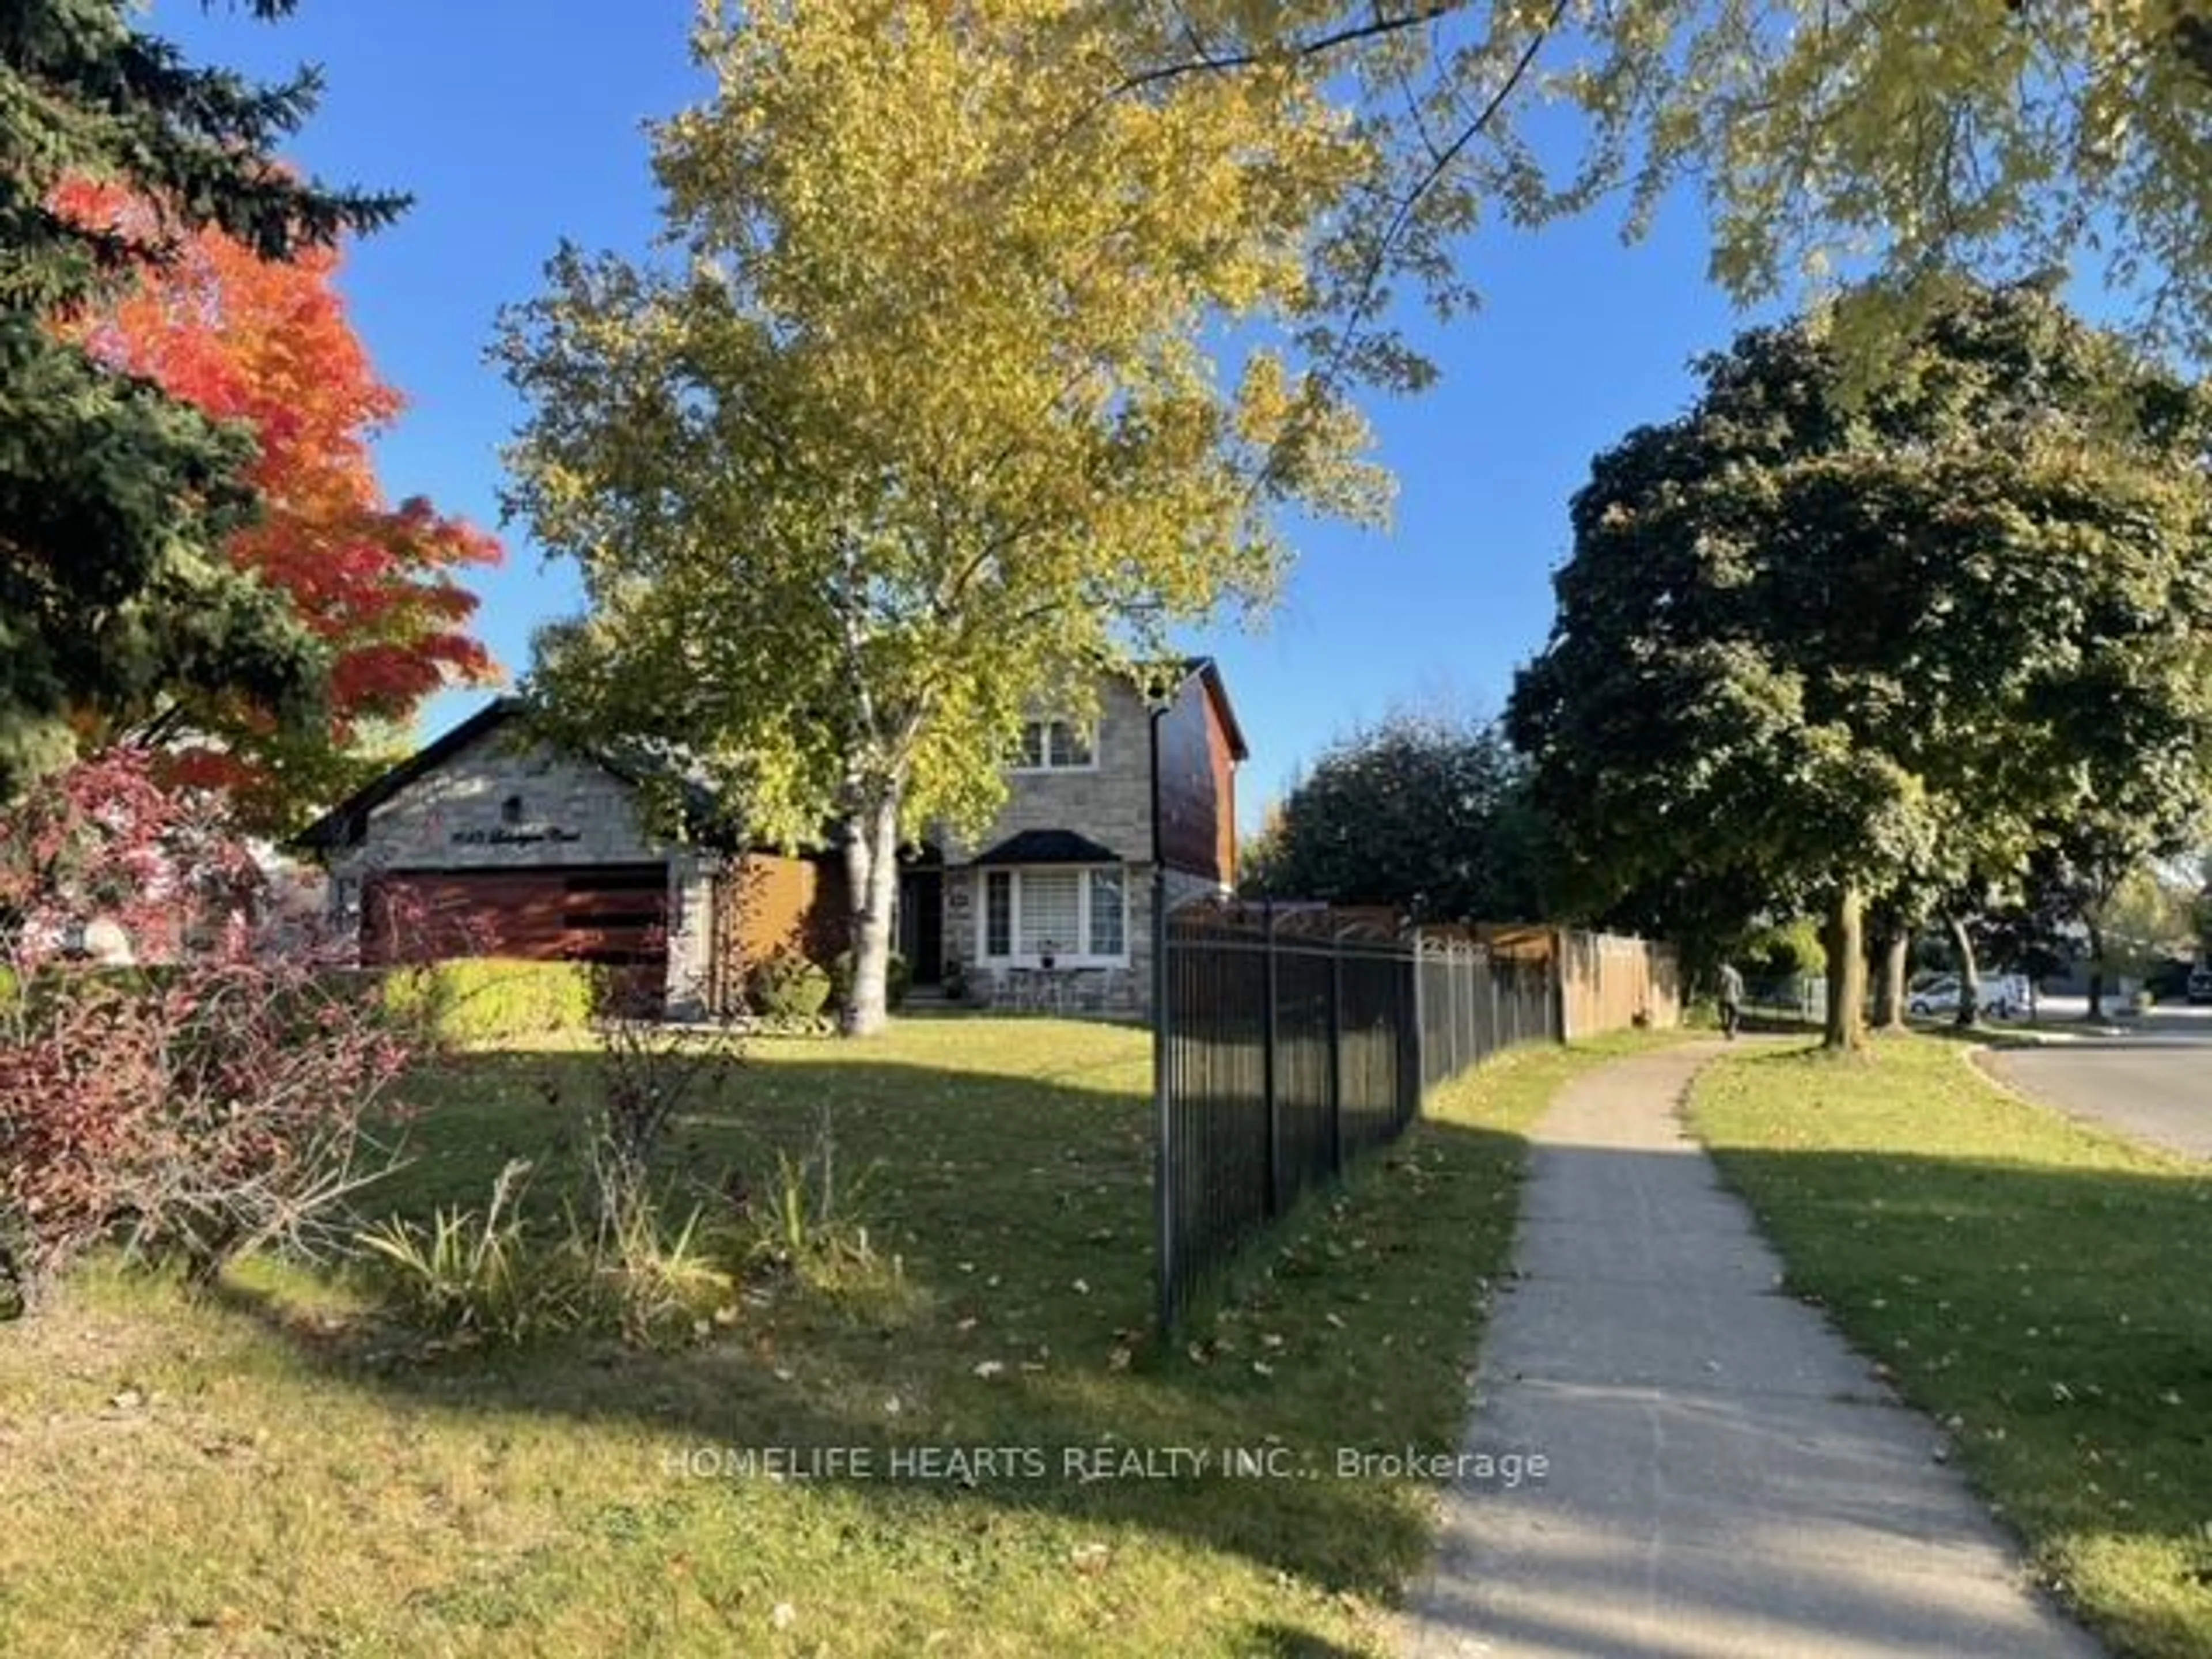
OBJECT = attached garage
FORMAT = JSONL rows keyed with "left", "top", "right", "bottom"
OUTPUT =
{"left": 361, "top": 865, "right": 669, "bottom": 968}
{"left": 294, "top": 699, "right": 852, "bottom": 1018}
{"left": 294, "top": 700, "right": 719, "bottom": 1014}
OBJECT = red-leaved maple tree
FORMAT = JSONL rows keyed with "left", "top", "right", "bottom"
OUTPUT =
{"left": 56, "top": 180, "right": 501, "bottom": 831}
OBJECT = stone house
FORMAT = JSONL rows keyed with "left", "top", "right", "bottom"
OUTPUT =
{"left": 907, "top": 659, "right": 1245, "bottom": 1014}
{"left": 291, "top": 700, "right": 836, "bottom": 1017}
{"left": 293, "top": 660, "right": 1246, "bottom": 1018}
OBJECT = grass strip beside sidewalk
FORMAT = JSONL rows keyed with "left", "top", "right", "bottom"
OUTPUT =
{"left": 1691, "top": 1035, "right": 2212, "bottom": 1659}
{"left": 0, "top": 1021, "right": 1661, "bottom": 1658}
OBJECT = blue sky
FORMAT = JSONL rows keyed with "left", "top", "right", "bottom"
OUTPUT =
{"left": 154, "top": 1, "right": 1755, "bottom": 830}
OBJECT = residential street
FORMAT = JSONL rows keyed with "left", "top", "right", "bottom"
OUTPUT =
{"left": 1982, "top": 1002, "right": 2212, "bottom": 1161}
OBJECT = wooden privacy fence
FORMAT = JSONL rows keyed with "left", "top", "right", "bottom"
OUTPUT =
{"left": 1154, "top": 903, "right": 1675, "bottom": 1331}
{"left": 1555, "top": 929, "right": 1684, "bottom": 1037}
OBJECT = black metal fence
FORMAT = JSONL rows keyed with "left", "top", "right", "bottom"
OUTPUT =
{"left": 1154, "top": 904, "right": 1560, "bottom": 1331}
{"left": 1743, "top": 973, "right": 1825, "bottom": 1026}
{"left": 1418, "top": 939, "right": 1558, "bottom": 1091}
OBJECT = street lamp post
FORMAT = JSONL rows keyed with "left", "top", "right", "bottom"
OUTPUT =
{"left": 1149, "top": 694, "right": 1172, "bottom": 1333}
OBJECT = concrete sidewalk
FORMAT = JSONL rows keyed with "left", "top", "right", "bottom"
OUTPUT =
{"left": 1399, "top": 1043, "right": 2103, "bottom": 1658}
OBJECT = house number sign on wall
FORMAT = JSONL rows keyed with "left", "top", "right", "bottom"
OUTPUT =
{"left": 450, "top": 826, "right": 584, "bottom": 847}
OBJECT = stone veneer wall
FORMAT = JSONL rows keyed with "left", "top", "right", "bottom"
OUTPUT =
{"left": 935, "top": 678, "right": 1234, "bottom": 1020}
{"left": 664, "top": 850, "right": 719, "bottom": 1018}
{"left": 941, "top": 863, "right": 1228, "bottom": 1018}
{"left": 938, "top": 679, "right": 1156, "bottom": 866}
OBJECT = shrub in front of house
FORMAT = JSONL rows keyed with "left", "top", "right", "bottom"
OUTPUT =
{"left": 380, "top": 959, "right": 595, "bottom": 1043}
{"left": 1, "top": 955, "right": 418, "bottom": 1309}
{"left": 354, "top": 1156, "right": 732, "bottom": 1349}
{"left": 749, "top": 953, "right": 832, "bottom": 1019}
{"left": 0, "top": 752, "right": 422, "bottom": 1315}
{"left": 827, "top": 948, "right": 908, "bottom": 1014}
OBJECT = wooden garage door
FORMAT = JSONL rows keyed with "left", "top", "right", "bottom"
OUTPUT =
{"left": 362, "top": 865, "right": 669, "bottom": 971}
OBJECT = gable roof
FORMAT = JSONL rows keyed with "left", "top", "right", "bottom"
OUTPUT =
{"left": 1177, "top": 656, "right": 1249, "bottom": 762}
{"left": 972, "top": 828, "right": 1123, "bottom": 866}
{"left": 296, "top": 658, "right": 1248, "bottom": 858}
{"left": 290, "top": 698, "right": 727, "bottom": 855}
{"left": 291, "top": 698, "right": 522, "bottom": 854}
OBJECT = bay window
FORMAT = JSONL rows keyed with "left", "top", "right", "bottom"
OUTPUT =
{"left": 975, "top": 866, "right": 1129, "bottom": 963}
{"left": 1088, "top": 868, "right": 1124, "bottom": 955}
{"left": 1017, "top": 870, "right": 1081, "bottom": 956}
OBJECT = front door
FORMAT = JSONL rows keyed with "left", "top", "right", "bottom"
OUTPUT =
{"left": 897, "top": 868, "right": 945, "bottom": 986}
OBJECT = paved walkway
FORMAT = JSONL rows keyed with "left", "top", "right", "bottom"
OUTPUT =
{"left": 1400, "top": 1044, "right": 2103, "bottom": 1658}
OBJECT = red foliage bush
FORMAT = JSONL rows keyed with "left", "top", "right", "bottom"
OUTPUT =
{"left": 0, "top": 747, "right": 259, "bottom": 969}
{"left": 0, "top": 753, "right": 418, "bottom": 1314}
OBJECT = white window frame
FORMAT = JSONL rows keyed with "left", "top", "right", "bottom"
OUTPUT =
{"left": 1006, "top": 718, "right": 1099, "bottom": 774}
{"left": 984, "top": 869, "right": 1013, "bottom": 958}
{"left": 974, "top": 865, "right": 1129, "bottom": 965}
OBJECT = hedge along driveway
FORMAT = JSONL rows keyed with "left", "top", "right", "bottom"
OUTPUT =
{"left": 0, "top": 1018, "right": 1674, "bottom": 1657}
{"left": 1691, "top": 1035, "right": 2212, "bottom": 1659}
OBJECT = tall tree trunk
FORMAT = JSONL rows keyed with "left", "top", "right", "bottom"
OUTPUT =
{"left": 2085, "top": 921, "right": 2107, "bottom": 1020}
{"left": 1946, "top": 915, "right": 1982, "bottom": 1028}
{"left": 840, "top": 788, "right": 903, "bottom": 1038}
{"left": 1822, "top": 885, "right": 1867, "bottom": 1051}
{"left": 1869, "top": 924, "right": 1910, "bottom": 1031}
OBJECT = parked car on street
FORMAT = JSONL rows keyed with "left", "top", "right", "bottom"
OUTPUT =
{"left": 2187, "top": 966, "right": 2212, "bottom": 1005}
{"left": 1907, "top": 973, "right": 2029, "bottom": 1020}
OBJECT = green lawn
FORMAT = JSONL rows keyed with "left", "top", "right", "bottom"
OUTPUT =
{"left": 1, "top": 1018, "right": 1658, "bottom": 1657}
{"left": 1691, "top": 1035, "right": 2212, "bottom": 1659}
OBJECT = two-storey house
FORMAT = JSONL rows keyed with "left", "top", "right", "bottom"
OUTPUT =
{"left": 294, "top": 660, "right": 1245, "bottom": 1019}
{"left": 903, "top": 658, "right": 1245, "bottom": 1013}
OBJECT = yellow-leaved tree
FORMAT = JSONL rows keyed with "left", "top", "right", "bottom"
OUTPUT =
{"left": 1106, "top": 2, "right": 2212, "bottom": 366}
{"left": 497, "top": 1, "right": 1388, "bottom": 1034}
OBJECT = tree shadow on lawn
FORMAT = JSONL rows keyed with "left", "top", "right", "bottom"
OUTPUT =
{"left": 212, "top": 1044, "right": 1531, "bottom": 1616}
{"left": 1734, "top": 1013, "right": 1820, "bottom": 1037}
{"left": 1697, "top": 1129, "right": 2212, "bottom": 1654}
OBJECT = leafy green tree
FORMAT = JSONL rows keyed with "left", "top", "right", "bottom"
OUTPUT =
{"left": 1983, "top": 835, "right": 2209, "bottom": 1019}
{"left": 498, "top": 1, "right": 1385, "bottom": 1035}
{"left": 1243, "top": 711, "right": 1544, "bottom": 922}
{"left": 2093, "top": 863, "right": 2200, "bottom": 1000}
{"left": 1508, "top": 282, "right": 2212, "bottom": 1051}
{"left": 1105, "top": 4, "right": 2212, "bottom": 369}
{"left": 0, "top": 0, "right": 401, "bottom": 802}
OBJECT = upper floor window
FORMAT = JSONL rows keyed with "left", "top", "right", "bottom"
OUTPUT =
{"left": 1013, "top": 718, "right": 1094, "bottom": 771}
